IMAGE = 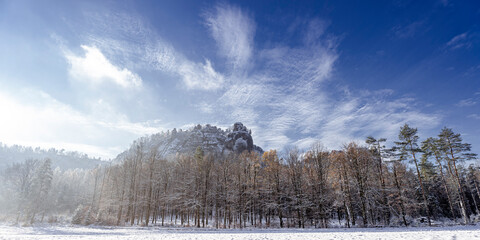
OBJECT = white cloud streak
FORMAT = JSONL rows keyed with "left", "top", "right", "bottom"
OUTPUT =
{"left": 146, "top": 43, "right": 225, "bottom": 90}
{"left": 457, "top": 98, "right": 477, "bottom": 107}
{"left": 393, "top": 21, "right": 425, "bottom": 39}
{"left": 66, "top": 45, "right": 142, "bottom": 88}
{"left": 468, "top": 114, "right": 480, "bottom": 120}
{"left": 204, "top": 4, "right": 255, "bottom": 72}
{"left": 446, "top": 32, "right": 471, "bottom": 50}
{"left": 179, "top": 59, "right": 224, "bottom": 90}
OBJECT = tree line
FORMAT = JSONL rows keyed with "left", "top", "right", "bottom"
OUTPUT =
{"left": 1, "top": 124, "right": 479, "bottom": 228}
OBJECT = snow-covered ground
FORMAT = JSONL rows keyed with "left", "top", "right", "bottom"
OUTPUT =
{"left": 1, "top": 225, "right": 480, "bottom": 240}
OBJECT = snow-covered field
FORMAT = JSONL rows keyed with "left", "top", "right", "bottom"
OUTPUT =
{"left": 1, "top": 225, "right": 480, "bottom": 240}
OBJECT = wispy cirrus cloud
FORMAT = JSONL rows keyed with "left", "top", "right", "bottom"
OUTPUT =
{"left": 204, "top": 4, "right": 255, "bottom": 72}
{"left": 468, "top": 114, "right": 480, "bottom": 120}
{"left": 446, "top": 32, "right": 472, "bottom": 50}
{"left": 66, "top": 45, "right": 143, "bottom": 89}
{"left": 457, "top": 98, "right": 477, "bottom": 107}
{"left": 178, "top": 59, "right": 224, "bottom": 90}
{"left": 393, "top": 20, "right": 425, "bottom": 39}
{"left": 304, "top": 19, "right": 329, "bottom": 45}
{"left": 456, "top": 91, "right": 480, "bottom": 107}
{"left": 147, "top": 43, "right": 225, "bottom": 90}
{"left": 143, "top": 39, "right": 225, "bottom": 90}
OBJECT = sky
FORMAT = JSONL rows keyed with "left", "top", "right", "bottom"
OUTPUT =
{"left": 0, "top": 0, "right": 479, "bottom": 160}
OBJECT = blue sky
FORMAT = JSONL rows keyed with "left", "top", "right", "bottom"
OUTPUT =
{"left": 0, "top": 0, "right": 479, "bottom": 159}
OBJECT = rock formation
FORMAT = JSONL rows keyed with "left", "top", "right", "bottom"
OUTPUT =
{"left": 114, "top": 122, "right": 263, "bottom": 162}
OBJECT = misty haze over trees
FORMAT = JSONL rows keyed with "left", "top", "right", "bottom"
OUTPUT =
{"left": 0, "top": 122, "right": 479, "bottom": 229}
{"left": 0, "top": 143, "right": 104, "bottom": 170}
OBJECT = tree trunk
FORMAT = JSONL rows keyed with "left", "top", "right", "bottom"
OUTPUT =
{"left": 393, "top": 162, "right": 408, "bottom": 226}
{"left": 409, "top": 143, "right": 432, "bottom": 226}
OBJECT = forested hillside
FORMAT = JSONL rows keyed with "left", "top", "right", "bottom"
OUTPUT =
{"left": 0, "top": 144, "right": 104, "bottom": 170}
{"left": 0, "top": 123, "right": 479, "bottom": 229}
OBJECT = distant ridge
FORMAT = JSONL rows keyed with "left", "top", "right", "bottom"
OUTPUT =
{"left": 0, "top": 143, "right": 105, "bottom": 170}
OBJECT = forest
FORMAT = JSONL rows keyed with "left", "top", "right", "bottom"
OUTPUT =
{"left": 0, "top": 123, "right": 479, "bottom": 229}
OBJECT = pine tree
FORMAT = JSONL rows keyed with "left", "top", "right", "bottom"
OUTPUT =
{"left": 467, "top": 165, "right": 480, "bottom": 215}
{"left": 421, "top": 137, "right": 456, "bottom": 219}
{"left": 395, "top": 124, "right": 431, "bottom": 226}
{"left": 438, "top": 127, "right": 477, "bottom": 224}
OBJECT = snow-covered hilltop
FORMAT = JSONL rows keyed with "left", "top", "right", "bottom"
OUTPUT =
{"left": 114, "top": 122, "right": 264, "bottom": 161}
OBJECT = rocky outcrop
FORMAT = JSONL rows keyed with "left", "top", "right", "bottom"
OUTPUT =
{"left": 225, "top": 122, "right": 255, "bottom": 153}
{"left": 114, "top": 122, "right": 263, "bottom": 162}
